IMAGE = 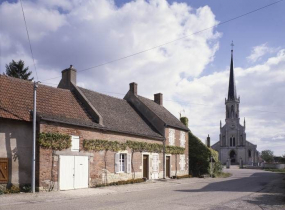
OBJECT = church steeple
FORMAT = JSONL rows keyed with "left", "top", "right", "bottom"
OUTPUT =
{"left": 227, "top": 41, "right": 237, "bottom": 101}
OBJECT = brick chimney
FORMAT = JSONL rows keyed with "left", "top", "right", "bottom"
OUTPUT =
{"left": 58, "top": 65, "right": 77, "bottom": 90}
{"left": 154, "top": 93, "right": 163, "bottom": 106}
{"left": 206, "top": 134, "right": 211, "bottom": 148}
{"left": 129, "top": 82, "right": 137, "bottom": 95}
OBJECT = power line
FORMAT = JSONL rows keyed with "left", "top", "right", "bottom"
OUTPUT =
{"left": 20, "top": 0, "right": 38, "bottom": 81}
{"left": 40, "top": 80, "right": 285, "bottom": 114}
{"left": 41, "top": 0, "right": 284, "bottom": 82}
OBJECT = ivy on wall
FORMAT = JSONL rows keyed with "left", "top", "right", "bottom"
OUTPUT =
{"left": 83, "top": 139, "right": 126, "bottom": 152}
{"left": 38, "top": 132, "right": 71, "bottom": 150}
{"left": 83, "top": 139, "right": 185, "bottom": 155}
{"left": 38, "top": 133, "right": 186, "bottom": 155}
{"left": 165, "top": 145, "right": 185, "bottom": 155}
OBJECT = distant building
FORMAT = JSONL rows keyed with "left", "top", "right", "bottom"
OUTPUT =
{"left": 211, "top": 47, "right": 258, "bottom": 165}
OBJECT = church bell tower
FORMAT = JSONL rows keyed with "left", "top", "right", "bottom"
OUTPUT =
{"left": 225, "top": 42, "right": 240, "bottom": 125}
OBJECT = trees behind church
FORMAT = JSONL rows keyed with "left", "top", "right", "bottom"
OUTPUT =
{"left": 260, "top": 150, "right": 274, "bottom": 163}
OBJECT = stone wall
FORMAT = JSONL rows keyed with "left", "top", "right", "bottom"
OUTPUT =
{"left": 0, "top": 118, "right": 32, "bottom": 188}
{"left": 38, "top": 121, "right": 188, "bottom": 191}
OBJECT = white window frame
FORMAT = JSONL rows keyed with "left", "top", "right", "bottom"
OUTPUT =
{"left": 179, "top": 154, "right": 186, "bottom": 171}
{"left": 180, "top": 131, "right": 186, "bottom": 148}
{"left": 168, "top": 129, "right": 175, "bottom": 146}
{"left": 115, "top": 152, "right": 131, "bottom": 174}
{"left": 71, "top": 135, "right": 80, "bottom": 152}
{"left": 119, "top": 153, "right": 126, "bottom": 173}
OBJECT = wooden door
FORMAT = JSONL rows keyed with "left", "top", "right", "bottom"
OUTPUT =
{"left": 0, "top": 158, "right": 8, "bottom": 183}
{"left": 166, "top": 156, "right": 170, "bottom": 178}
{"left": 151, "top": 154, "right": 159, "bottom": 179}
{"left": 143, "top": 155, "right": 149, "bottom": 179}
{"left": 74, "top": 156, "right": 89, "bottom": 189}
{"left": 60, "top": 156, "right": 75, "bottom": 190}
{"left": 60, "top": 156, "right": 89, "bottom": 190}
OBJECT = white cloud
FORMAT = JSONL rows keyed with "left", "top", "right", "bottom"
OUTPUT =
{"left": 1, "top": 0, "right": 284, "bottom": 156}
{"left": 169, "top": 49, "right": 285, "bottom": 156}
{"left": 247, "top": 43, "right": 276, "bottom": 63}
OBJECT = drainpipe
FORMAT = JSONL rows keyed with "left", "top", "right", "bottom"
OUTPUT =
{"left": 163, "top": 138, "right": 166, "bottom": 179}
{"left": 32, "top": 81, "right": 39, "bottom": 193}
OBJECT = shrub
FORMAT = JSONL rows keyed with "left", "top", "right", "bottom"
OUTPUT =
{"left": 95, "top": 178, "right": 145, "bottom": 187}
{"left": 172, "top": 175, "right": 192, "bottom": 179}
{"left": 4, "top": 185, "right": 20, "bottom": 194}
{"left": 20, "top": 184, "right": 31, "bottom": 193}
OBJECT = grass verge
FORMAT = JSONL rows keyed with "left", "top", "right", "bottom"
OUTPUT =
{"left": 264, "top": 169, "right": 285, "bottom": 173}
{"left": 213, "top": 172, "right": 232, "bottom": 178}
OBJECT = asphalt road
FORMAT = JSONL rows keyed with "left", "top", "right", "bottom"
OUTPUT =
{"left": 1, "top": 168, "right": 284, "bottom": 210}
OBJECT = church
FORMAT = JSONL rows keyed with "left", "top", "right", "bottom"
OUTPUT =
{"left": 211, "top": 46, "right": 258, "bottom": 165}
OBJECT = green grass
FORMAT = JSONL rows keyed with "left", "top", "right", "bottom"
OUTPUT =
{"left": 264, "top": 168, "right": 285, "bottom": 173}
{"left": 214, "top": 172, "right": 232, "bottom": 178}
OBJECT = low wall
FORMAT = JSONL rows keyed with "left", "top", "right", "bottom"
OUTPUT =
{"left": 261, "top": 163, "right": 285, "bottom": 169}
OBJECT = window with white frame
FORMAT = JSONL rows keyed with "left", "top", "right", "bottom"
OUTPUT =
{"left": 119, "top": 153, "right": 125, "bottom": 172}
{"left": 168, "top": 129, "right": 175, "bottom": 146}
{"left": 115, "top": 153, "right": 131, "bottom": 173}
{"left": 71, "top": 135, "right": 80, "bottom": 151}
{"left": 180, "top": 131, "right": 186, "bottom": 147}
{"left": 179, "top": 155, "right": 186, "bottom": 171}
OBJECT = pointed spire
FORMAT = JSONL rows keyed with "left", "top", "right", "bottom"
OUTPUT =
{"left": 244, "top": 117, "right": 246, "bottom": 129}
{"left": 227, "top": 41, "right": 237, "bottom": 101}
{"left": 220, "top": 120, "right": 222, "bottom": 128}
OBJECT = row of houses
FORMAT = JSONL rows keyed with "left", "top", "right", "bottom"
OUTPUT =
{"left": 0, "top": 65, "right": 190, "bottom": 191}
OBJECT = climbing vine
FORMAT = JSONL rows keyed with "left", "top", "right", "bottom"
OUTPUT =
{"left": 165, "top": 145, "right": 185, "bottom": 155}
{"left": 38, "top": 132, "right": 71, "bottom": 151}
{"left": 83, "top": 139, "right": 126, "bottom": 152}
{"left": 83, "top": 139, "right": 185, "bottom": 155}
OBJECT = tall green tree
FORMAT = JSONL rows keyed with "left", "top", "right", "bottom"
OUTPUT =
{"left": 261, "top": 150, "right": 274, "bottom": 163}
{"left": 5, "top": 60, "right": 33, "bottom": 81}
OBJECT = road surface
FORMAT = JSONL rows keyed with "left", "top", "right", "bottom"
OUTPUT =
{"left": 0, "top": 168, "right": 284, "bottom": 210}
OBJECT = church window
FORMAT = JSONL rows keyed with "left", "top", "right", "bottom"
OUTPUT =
{"left": 248, "top": 150, "right": 252, "bottom": 158}
{"left": 233, "top": 137, "right": 235, "bottom": 146}
{"left": 231, "top": 105, "right": 234, "bottom": 118}
{"left": 230, "top": 137, "right": 232, "bottom": 147}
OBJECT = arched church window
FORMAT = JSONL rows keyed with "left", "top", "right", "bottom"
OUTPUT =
{"left": 233, "top": 137, "right": 235, "bottom": 146}
{"left": 227, "top": 109, "right": 229, "bottom": 118}
{"left": 231, "top": 105, "right": 234, "bottom": 118}
{"left": 248, "top": 150, "right": 251, "bottom": 158}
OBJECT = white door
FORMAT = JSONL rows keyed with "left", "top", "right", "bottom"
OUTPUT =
{"left": 60, "top": 156, "right": 89, "bottom": 190}
{"left": 74, "top": 156, "right": 89, "bottom": 189}
{"left": 60, "top": 156, "right": 75, "bottom": 190}
{"left": 152, "top": 154, "right": 159, "bottom": 179}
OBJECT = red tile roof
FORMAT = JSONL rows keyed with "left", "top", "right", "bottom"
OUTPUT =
{"left": 0, "top": 75, "right": 96, "bottom": 126}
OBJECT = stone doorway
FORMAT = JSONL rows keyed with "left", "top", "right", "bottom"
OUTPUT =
{"left": 230, "top": 150, "right": 236, "bottom": 164}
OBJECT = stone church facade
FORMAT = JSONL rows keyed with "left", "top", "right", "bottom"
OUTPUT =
{"left": 211, "top": 48, "right": 258, "bottom": 165}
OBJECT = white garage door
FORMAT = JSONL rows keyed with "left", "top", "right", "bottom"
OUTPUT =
{"left": 60, "top": 156, "right": 89, "bottom": 190}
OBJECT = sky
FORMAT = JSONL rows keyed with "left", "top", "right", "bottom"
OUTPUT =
{"left": 1, "top": 0, "right": 285, "bottom": 156}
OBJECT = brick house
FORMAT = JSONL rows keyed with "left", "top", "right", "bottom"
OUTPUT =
{"left": 0, "top": 66, "right": 189, "bottom": 191}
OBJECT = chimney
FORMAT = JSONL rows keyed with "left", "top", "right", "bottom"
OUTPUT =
{"left": 206, "top": 134, "right": 211, "bottom": 148}
{"left": 154, "top": 93, "right": 163, "bottom": 106}
{"left": 129, "top": 82, "right": 137, "bottom": 95}
{"left": 58, "top": 65, "right": 77, "bottom": 90}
